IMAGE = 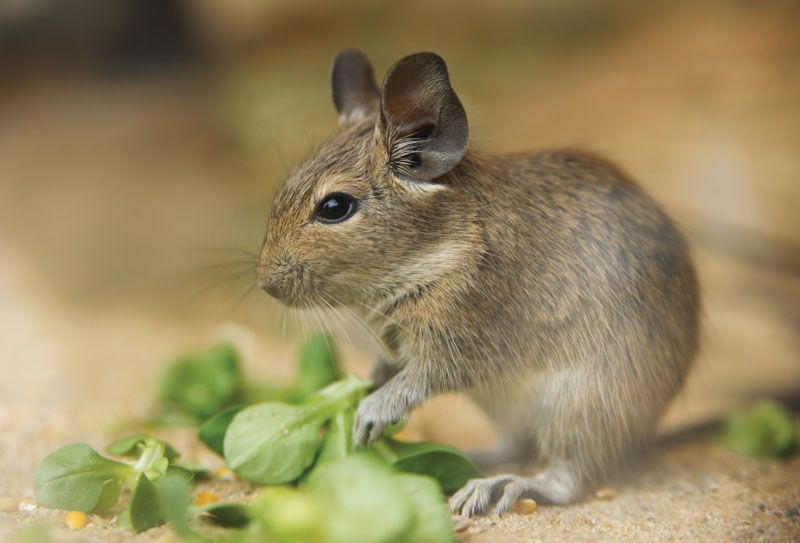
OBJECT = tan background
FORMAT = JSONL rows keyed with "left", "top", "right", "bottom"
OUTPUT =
{"left": 0, "top": 0, "right": 798, "bottom": 541}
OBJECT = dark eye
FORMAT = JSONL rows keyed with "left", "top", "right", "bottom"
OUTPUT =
{"left": 314, "top": 192, "right": 358, "bottom": 223}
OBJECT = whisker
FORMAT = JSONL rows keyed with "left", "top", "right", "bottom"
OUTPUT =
{"left": 250, "top": 114, "right": 289, "bottom": 177}
{"left": 221, "top": 282, "right": 258, "bottom": 319}
{"left": 286, "top": 108, "right": 313, "bottom": 153}
{"left": 319, "top": 294, "right": 355, "bottom": 354}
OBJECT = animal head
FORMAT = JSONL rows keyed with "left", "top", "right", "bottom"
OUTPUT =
{"left": 257, "top": 50, "right": 476, "bottom": 308}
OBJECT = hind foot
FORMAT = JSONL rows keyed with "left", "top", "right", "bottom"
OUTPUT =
{"left": 449, "top": 467, "right": 581, "bottom": 516}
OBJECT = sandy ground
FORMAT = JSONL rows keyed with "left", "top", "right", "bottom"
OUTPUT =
{"left": 0, "top": 172, "right": 797, "bottom": 541}
{"left": 1, "top": 1, "right": 799, "bottom": 541}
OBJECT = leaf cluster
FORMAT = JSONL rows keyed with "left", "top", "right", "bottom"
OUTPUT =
{"left": 32, "top": 335, "right": 481, "bottom": 542}
{"left": 33, "top": 435, "right": 197, "bottom": 533}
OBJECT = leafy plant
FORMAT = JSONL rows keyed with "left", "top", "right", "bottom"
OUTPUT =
{"left": 156, "top": 335, "right": 341, "bottom": 427}
{"left": 396, "top": 474, "right": 454, "bottom": 543}
{"left": 160, "top": 456, "right": 454, "bottom": 543}
{"left": 33, "top": 436, "right": 190, "bottom": 533}
{"left": 250, "top": 486, "right": 323, "bottom": 543}
{"left": 195, "top": 502, "right": 251, "bottom": 529}
{"left": 314, "top": 408, "right": 354, "bottom": 468}
{"left": 33, "top": 336, "right": 480, "bottom": 542}
{"left": 223, "top": 375, "right": 369, "bottom": 484}
{"left": 33, "top": 443, "right": 130, "bottom": 513}
{"left": 198, "top": 405, "right": 245, "bottom": 456}
{"left": 306, "top": 454, "right": 414, "bottom": 543}
{"left": 717, "top": 400, "right": 799, "bottom": 458}
{"left": 198, "top": 334, "right": 341, "bottom": 454}
{"left": 107, "top": 434, "right": 181, "bottom": 462}
{"left": 118, "top": 474, "right": 164, "bottom": 532}
{"left": 282, "top": 334, "right": 341, "bottom": 403}
{"left": 376, "top": 437, "right": 480, "bottom": 493}
{"left": 158, "top": 344, "right": 243, "bottom": 421}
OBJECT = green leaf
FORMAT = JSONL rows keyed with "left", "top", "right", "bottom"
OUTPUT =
{"left": 158, "top": 475, "right": 209, "bottom": 543}
{"left": 291, "top": 334, "right": 341, "bottom": 401}
{"left": 159, "top": 344, "right": 242, "bottom": 420}
{"left": 107, "top": 434, "right": 181, "bottom": 462}
{"left": 195, "top": 502, "right": 250, "bottom": 528}
{"left": 174, "top": 463, "right": 208, "bottom": 478}
{"left": 198, "top": 405, "right": 244, "bottom": 457}
{"left": 241, "top": 381, "right": 282, "bottom": 404}
{"left": 122, "top": 474, "right": 165, "bottom": 533}
{"left": 130, "top": 440, "right": 170, "bottom": 482}
{"left": 223, "top": 403, "right": 325, "bottom": 485}
{"left": 717, "top": 400, "right": 799, "bottom": 458}
{"left": 160, "top": 477, "right": 263, "bottom": 543}
{"left": 315, "top": 408, "right": 354, "bottom": 467}
{"left": 307, "top": 455, "right": 414, "bottom": 543}
{"left": 396, "top": 474, "right": 454, "bottom": 543}
{"left": 224, "top": 376, "right": 369, "bottom": 485}
{"left": 33, "top": 443, "right": 131, "bottom": 513}
{"left": 249, "top": 487, "right": 322, "bottom": 543}
{"left": 166, "top": 464, "right": 198, "bottom": 482}
{"left": 379, "top": 438, "right": 481, "bottom": 494}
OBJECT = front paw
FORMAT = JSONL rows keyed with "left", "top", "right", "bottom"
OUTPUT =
{"left": 353, "top": 391, "right": 404, "bottom": 446}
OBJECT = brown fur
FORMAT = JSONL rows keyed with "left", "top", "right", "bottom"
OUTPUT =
{"left": 257, "top": 51, "right": 700, "bottom": 515}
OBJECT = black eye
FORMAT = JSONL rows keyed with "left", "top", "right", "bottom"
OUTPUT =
{"left": 314, "top": 192, "right": 358, "bottom": 223}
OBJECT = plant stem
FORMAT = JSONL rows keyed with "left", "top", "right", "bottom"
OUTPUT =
{"left": 302, "top": 374, "right": 370, "bottom": 421}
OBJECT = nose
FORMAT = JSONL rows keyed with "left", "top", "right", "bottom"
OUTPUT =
{"left": 256, "top": 261, "right": 276, "bottom": 293}
{"left": 256, "top": 253, "right": 291, "bottom": 303}
{"left": 259, "top": 277, "right": 284, "bottom": 300}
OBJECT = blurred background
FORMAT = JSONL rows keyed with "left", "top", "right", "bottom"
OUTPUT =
{"left": 0, "top": 0, "right": 798, "bottom": 505}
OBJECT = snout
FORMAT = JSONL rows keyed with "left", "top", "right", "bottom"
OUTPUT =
{"left": 256, "top": 253, "right": 307, "bottom": 307}
{"left": 256, "top": 257, "right": 288, "bottom": 302}
{"left": 257, "top": 274, "right": 284, "bottom": 301}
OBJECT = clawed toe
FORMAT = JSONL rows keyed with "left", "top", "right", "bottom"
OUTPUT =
{"left": 448, "top": 475, "right": 516, "bottom": 517}
{"left": 493, "top": 479, "right": 531, "bottom": 515}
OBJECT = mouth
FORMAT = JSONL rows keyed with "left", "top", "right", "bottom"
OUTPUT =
{"left": 257, "top": 261, "right": 346, "bottom": 309}
{"left": 257, "top": 277, "right": 314, "bottom": 309}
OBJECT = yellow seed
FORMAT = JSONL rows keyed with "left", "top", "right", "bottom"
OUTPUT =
{"left": 214, "top": 466, "right": 234, "bottom": 479}
{"left": 194, "top": 492, "right": 220, "bottom": 506}
{"left": 392, "top": 426, "right": 423, "bottom": 442}
{"left": 596, "top": 487, "right": 616, "bottom": 500}
{"left": 65, "top": 511, "right": 90, "bottom": 530}
{"left": 512, "top": 498, "right": 538, "bottom": 514}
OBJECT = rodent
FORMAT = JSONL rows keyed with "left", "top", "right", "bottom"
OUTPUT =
{"left": 256, "top": 49, "right": 700, "bottom": 516}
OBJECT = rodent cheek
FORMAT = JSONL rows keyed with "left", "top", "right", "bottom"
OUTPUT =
{"left": 293, "top": 230, "right": 367, "bottom": 294}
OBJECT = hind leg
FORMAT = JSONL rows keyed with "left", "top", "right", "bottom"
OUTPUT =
{"left": 452, "top": 368, "right": 653, "bottom": 516}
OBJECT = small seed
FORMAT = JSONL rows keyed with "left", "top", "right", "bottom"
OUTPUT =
{"left": 214, "top": 467, "right": 234, "bottom": 480}
{"left": 596, "top": 488, "right": 616, "bottom": 500}
{"left": 512, "top": 498, "right": 538, "bottom": 514}
{"left": 65, "top": 511, "right": 90, "bottom": 530}
{"left": 194, "top": 491, "right": 220, "bottom": 506}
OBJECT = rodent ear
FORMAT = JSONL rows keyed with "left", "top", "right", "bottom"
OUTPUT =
{"left": 380, "top": 52, "right": 468, "bottom": 181}
{"left": 331, "top": 49, "right": 380, "bottom": 125}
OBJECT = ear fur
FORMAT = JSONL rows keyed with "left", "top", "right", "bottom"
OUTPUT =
{"left": 380, "top": 52, "right": 468, "bottom": 181}
{"left": 331, "top": 49, "right": 380, "bottom": 125}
